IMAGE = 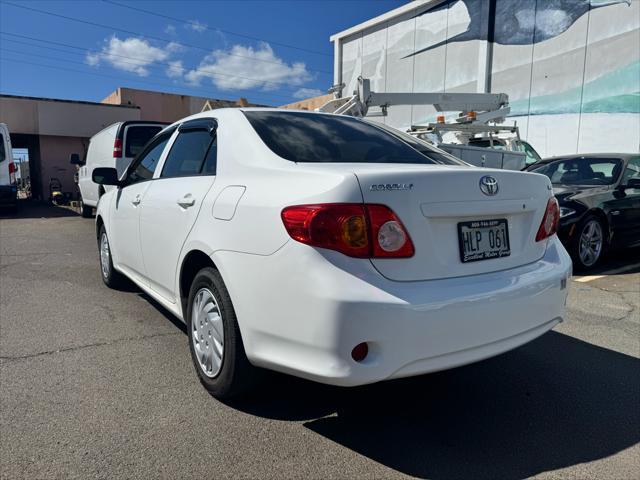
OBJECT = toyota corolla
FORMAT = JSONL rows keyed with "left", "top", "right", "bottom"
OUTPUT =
{"left": 93, "top": 109, "right": 572, "bottom": 398}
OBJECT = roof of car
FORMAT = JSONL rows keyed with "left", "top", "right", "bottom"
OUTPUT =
{"left": 543, "top": 153, "right": 637, "bottom": 162}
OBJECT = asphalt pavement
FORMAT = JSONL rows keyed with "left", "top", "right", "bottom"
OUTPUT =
{"left": 1, "top": 202, "right": 639, "bottom": 480}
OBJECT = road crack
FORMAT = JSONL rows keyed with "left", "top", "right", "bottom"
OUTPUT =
{"left": 0, "top": 331, "right": 181, "bottom": 362}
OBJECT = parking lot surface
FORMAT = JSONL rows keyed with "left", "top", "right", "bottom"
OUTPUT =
{"left": 1, "top": 203, "right": 639, "bottom": 480}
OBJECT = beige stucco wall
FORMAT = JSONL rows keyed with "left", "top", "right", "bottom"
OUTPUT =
{"left": 0, "top": 96, "right": 140, "bottom": 137}
{"left": 38, "top": 135, "right": 88, "bottom": 198}
{"left": 102, "top": 87, "right": 259, "bottom": 123}
{"left": 280, "top": 94, "right": 333, "bottom": 111}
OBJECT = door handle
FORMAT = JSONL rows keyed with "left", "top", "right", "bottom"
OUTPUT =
{"left": 131, "top": 194, "right": 141, "bottom": 206}
{"left": 177, "top": 194, "right": 196, "bottom": 208}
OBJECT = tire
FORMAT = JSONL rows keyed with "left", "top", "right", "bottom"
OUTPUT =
{"left": 186, "top": 267, "right": 257, "bottom": 398}
{"left": 80, "top": 199, "right": 93, "bottom": 218}
{"left": 570, "top": 215, "right": 605, "bottom": 272}
{"left": 98, "top": 225, "right": 126, "bottom": 288}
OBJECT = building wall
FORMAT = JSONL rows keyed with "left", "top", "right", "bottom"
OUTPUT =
{"left": 0, "top": 95, "right": 140, "bottom": 137}
{"left": 102, "top": 87, "right": 260, "bottom": 123}
{"left": 280, "top": 94, "right": 334, "bottom": 110}
{"left": 38, "top": 135, "right": 88, "bottom": 199}
{"left": 334, "top": 0, "right": 640, "bottom": 157}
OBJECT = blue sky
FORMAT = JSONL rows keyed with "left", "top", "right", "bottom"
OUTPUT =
{"left": 0, "top": 0, "right": 403, "bottom": 105}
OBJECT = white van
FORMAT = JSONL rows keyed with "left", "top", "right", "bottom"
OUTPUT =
{"left": 0, "top": 123, "right": 17, "bottom": 211}
{"left": 77, "top": 121, "right": 166, "bottom": 217}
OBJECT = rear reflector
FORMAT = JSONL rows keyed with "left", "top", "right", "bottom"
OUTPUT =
{"left": 536, "top": 197, "right": 560, "bottom": 242}
{"left": 113, "top": 138, "right": 123, "bottom": 157}
{"left": 351, "top": 342, "right": 368, "bottom": 362}
{"left": 281, "top": 203, "right": 414, "bottom": 258}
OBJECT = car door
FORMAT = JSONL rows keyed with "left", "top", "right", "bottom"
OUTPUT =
{"left": 138, "top": 118, "right": 218, "bottom": 302}
{"left": 108, "top": 129, "right": 174, "bottom": 283}
{"left": 610, "top": 156, "right": 640, "bottom": 247}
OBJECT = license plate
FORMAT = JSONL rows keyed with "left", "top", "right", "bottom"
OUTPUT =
{"left": 457, "top": 219, "right": 511, "bottom": 263}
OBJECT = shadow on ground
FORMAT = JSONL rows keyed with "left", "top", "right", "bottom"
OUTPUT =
{"left": 0, "top": 200, "right": 79, "bottom": 219}
{"left": 227, "top": 332, "right": 640, "bottom": 479}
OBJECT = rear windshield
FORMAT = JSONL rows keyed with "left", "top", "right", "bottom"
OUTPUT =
{"left": 528, "top": 157, "right": 623, "bottom": 185}
{"left": 243, "top": 111, "right": 463, "bottom": 165}
{"left": 125, "top": 126, "right": 164, "bottom": 157}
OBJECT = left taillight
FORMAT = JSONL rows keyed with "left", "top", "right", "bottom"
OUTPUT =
{"left": 535, "top": 197, "right": 560, "bottom": 242}
{"left": 8, "top": 162, "right": 16, "bottom": 183}
{"left": 113, "top": 138, "right": 123, "bottom": 157}
{"left": 281, "top": 203, "right": 414, "bottom": 258}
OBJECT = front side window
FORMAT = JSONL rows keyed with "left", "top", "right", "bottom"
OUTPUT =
{"left": 532, "top": 158, "right": 623, "bottom": 186}
{"left": 244, "top": 111, "right": 453, "bottom": 165}
{"left": 161, "top": 129, "right": 216, "bottom": 178}
{"left": 126, "top": 131, "right": 172, "bottom": 184}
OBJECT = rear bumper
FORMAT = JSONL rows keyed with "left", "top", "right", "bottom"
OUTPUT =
{"left": 0, "top": 185, "right": 17, "bottom": 206}
{"left": 214, "top": 236, "right": 572, "bottom": 387}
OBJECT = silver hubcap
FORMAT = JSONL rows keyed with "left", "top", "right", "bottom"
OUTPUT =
{"left": 191, "top": 288, "right": 224, "bottom": 378}
{"left": 100, "top": 233, "right": 110, "bottom": 279}
{"left": 579, "top": 220, "right": 603, "bottom": 267}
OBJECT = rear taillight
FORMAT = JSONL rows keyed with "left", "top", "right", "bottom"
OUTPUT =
{"left": 535, "top": 197, "right": 560, "bottom": 242}
{"left": 281, "top": 203, "right": 414, "bottom": 258}
{"left": 113, "top": 138, "right": 123, "bottom": 157}
{"left": 8, "top": 162, "right": 16, "bottom": 183}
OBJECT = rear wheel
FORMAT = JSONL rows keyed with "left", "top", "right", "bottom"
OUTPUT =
{"left": 571, "top": 215, "right": 604, "bottom": 271}
{"left": 80, "top": 198, "right": 93, "bottom": 218}
{"left": 98, "top": 225, "right": 126, "bottom": 288}
{"left": 186, "top": 267, "right": 257, "bottom": 398}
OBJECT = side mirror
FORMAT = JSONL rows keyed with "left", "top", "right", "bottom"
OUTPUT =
{"left": 69, "top": 153, "right": 84, "bottom": 166}
{"left": 624, "top": 178, "right": 640, "bottom": 189}
{"left": 92, "top": 167, "right": 120, "bottom": 186}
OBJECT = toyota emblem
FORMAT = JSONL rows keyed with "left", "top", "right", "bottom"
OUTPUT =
{"left": 479, "top": 175, "right": 499, "bottom": 196}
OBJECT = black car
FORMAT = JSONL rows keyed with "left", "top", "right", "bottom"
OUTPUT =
{"left": 525, "top": 154, "right": 640, "bottom": 271}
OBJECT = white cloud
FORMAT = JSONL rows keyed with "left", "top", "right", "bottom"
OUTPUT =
{"left": 187, "top": 20, "right": 207, "bottom": 33}
{"left": 85, "top": 36, "right": 181, "bottom": 77}
{"left": 166, "top": 60, "right": 184, "bottom": 78}
{"left": 293, "top": 88, "right": 324, "bottom": 99}
{"left": 185, "top": 42, "right": 312, "bottom": 91}
{"left": 164, "top": 24, "right": 177, "bottom": 35}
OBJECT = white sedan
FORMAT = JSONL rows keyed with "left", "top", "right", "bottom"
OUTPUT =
{"left": 93, "top": 108, "right": 572, "bottom": 398}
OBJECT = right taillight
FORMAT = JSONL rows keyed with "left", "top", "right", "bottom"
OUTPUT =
{"left": 281, "top": 203, "right": 414, "bottom": 258}
{"left": 113, "top": 138, "right": 123, "bottom": 157}
{"left": 536, "top": 197, "right": 560, "bottom": 242}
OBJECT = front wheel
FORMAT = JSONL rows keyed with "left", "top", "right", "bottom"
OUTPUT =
{"left": 186, "top": 267, "right": 258, "bottom": 398}
{"left": 98, "top": 225, "right": 126, "bottom": 288}
{"left": 571, "top": 216, "right": 605, "bottom": 271}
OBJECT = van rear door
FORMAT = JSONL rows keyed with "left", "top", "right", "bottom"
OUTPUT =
{"left": 117, "top": 123, "right": 167, "bottom": 176}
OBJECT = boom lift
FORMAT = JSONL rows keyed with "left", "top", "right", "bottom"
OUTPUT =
{"left": 317, "top": 77, "right": 536, "bottom": 170}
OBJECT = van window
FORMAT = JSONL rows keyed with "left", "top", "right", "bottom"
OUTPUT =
{"left": 161, "top": 130, "right": 215, "bottom": 178}
{"left": 125, "top": 126, "right": 163, "bottom": 157}
{"left": 0, "top": 133, "right": 5, "bottom": 162}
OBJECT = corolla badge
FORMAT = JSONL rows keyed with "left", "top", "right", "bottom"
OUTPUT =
{"left": 479, "top": 175, "right": 499, "bottom": 196}
{"left": 369, "top": 183, "right": 414, "bottom": 192}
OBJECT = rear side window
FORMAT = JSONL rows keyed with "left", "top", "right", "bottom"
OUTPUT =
{"left": 161, "top": 130, "right": 216, "bottom": 178}
{"left": 244, "top": 111, "right": 444, "bottom": 165}
{"left": 124, "top": 126, "right": 163, "bottom": 157}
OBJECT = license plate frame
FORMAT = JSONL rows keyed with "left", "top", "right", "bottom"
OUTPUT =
{"left": 457, "top": 218, "right": 511, "bottom": 263}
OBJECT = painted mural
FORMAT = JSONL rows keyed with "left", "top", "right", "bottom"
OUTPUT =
{"left": 338, "top": 0, "right": 640, "bottom": 157}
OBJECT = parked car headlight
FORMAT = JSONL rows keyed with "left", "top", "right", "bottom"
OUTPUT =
{"left": 560, "top": 207, "right": 576, "bottom": 218}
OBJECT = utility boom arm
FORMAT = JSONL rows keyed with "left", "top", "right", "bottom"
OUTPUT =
{"left": 318, "top": 77, "right": 510, "bottom": 123}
